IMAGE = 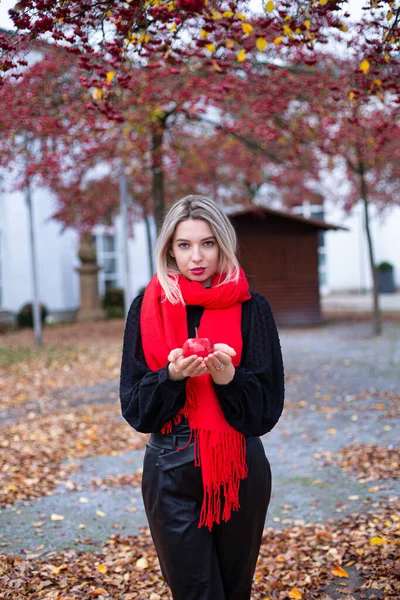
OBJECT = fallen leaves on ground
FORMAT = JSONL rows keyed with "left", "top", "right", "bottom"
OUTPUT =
{"left": 255, "top": 498, "right": 400, "bottom": 598}
{"left": 0, "top": 499, "right": 398, "bottom": 599}
{"left": 315, "top": 443, "right": 399, "bottom": 482}
{"left": 0, "top": 344, "right": 122, "bottom": 410}
{"left": 90, "top": 470, "right": 143, "bottom": 491}
{"left": 0, "top": 405, "right": 147, "bottom": 507}
{"left": 1, "top": 320, "right": 124, "bottom": 349}
{"left": 351, "top": 391, "right": 400, "bottom": 420}
{"left": 284, "top": 390, "right": 400, "bottom": 422}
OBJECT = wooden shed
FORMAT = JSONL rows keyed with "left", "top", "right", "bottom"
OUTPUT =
{"left": 230, "top": 207, "right": 344, "bottom": 327}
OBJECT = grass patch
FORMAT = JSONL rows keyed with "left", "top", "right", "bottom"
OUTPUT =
{"left": 0, "top": 345, "right": 78, "bottom": 366}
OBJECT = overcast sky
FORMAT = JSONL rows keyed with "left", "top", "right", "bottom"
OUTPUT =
{"left": 0, "top": 0, "right": 365, "bottom": 30}
{"left": 0, "top": 0, "right": 16, "bottom": 29}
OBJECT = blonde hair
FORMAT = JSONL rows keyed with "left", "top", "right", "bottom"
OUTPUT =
{"left": 155, "top": 195, "right": 240, "bottom": 304}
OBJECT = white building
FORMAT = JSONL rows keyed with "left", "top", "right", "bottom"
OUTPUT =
{"left": 1, "top": 167, "right": 399, "bottom": 324}
{"left": 292, "top": 197, "right": 400, "bottom": 295}
{"left": 0, "top": 171, "right": 155, "bottom": 322}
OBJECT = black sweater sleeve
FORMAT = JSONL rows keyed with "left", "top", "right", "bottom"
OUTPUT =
{"left": 119, "top": 295, "right": 187, "bottom": 433}
{"left": 212, "top": 293, "right": 285, "bottom": 437}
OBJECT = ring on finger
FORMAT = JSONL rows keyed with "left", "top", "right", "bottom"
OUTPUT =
{"left": 216, "top": 362, "right": 224, "bottom": 370}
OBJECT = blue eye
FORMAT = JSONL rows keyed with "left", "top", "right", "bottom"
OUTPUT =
{"left": 176, "top": 241, "right": 214, "bottom": 249}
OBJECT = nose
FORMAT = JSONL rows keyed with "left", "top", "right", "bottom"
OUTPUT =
{"left": 191, "top": 245, "right": 203, "bottom": 263}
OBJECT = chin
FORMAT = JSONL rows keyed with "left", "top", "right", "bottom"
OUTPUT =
{"left": 187, "top": 273, "right": 209, "bottom": 284}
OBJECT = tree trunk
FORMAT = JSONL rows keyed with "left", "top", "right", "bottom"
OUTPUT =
{"left": 359, "top": 166, "right": 382, "bottom": 336}
{"left": 144, "top": 214, "right": 154, "bottom": 277}
{"left": 151, "top": 120, "right": 165, "bottom": 233}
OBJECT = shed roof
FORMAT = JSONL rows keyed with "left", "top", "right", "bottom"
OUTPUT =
{"left": 229, "top": 206, "right": 347, "bottom": 231}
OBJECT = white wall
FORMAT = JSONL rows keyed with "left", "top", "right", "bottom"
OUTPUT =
{"left": 125, "top": 216, "right": 156, "bottom": 300}
{"left": 324, "top": 200, "right": 400, "bottom": 293}
{"left": 95, "top": 214, "right": 155, "bottom": 305}
{"left": 374, "top": 206, "right": 400, "bottom": 286}
{"left": 1, "top": 171, "right": 79, "bottom": 313}
{"left": 1, "top": 165, "right": 155, "bottom": 314}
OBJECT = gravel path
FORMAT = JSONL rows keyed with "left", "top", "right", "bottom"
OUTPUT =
{"left": 1, "top": 321, "right": 399, "bottom": 565}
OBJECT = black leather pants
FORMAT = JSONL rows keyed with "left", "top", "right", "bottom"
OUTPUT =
{"left": 141, "top": 434, "right": 272, "bottom": 600}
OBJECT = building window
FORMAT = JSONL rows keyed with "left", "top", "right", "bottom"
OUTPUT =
{"left": 310, "top": 208, "right": 324, "bottom": 222}
{"left": 94, "top": 232, "right": 119, "bottom": 296}
{"left": 311, "top": 207, "right": 328, "bottom": 289}
{"left": 318, "top": 241, "right": 327, "bottom": 286}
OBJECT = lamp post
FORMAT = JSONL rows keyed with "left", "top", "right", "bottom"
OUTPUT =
{"left": 119, "top": 173, "right": 132, "bottom": 318}
{"left": 25, "top": 176, "right": 42, "bottom": 346}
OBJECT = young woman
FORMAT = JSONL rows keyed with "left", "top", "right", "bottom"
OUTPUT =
{"left": 120, "top": 195, "right": 284, "bottom": 600}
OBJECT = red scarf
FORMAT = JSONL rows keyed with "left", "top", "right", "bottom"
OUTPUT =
{"left": 140, "top": 268, "right": 251, "bottom": 530}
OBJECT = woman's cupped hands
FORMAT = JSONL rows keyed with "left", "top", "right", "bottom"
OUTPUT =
{"left": 167, "top": 343, "right": 236, "bottom": 384}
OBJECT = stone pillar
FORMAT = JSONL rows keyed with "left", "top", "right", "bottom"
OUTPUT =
{"left": 76, "top": 232, "right": 106, "bottom": 323}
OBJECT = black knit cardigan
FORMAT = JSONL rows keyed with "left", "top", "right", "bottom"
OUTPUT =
{"left": 119, "top": 292, "right": 284, "bottom": 438}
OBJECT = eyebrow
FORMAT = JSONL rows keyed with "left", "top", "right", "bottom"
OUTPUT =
{"left": 175, "top": 236, "right": 216, "bottom": 242}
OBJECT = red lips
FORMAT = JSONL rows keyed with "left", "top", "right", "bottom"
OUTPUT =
{"left": 190, "top": 268, "right": 206, "bottom": 275}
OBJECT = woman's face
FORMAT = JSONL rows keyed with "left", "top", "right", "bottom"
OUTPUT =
{"left": 170, "top": 218, "right": 220, "bottom": 287}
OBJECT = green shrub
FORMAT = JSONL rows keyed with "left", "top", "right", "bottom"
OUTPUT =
{"left": 103, "top": 288, "right": 125, "bottom": 319}
{"left": 105, "top": 306, "right": 125, "bottom": 319}
{"left": 377, "top": 261, "right": 393, "bottom": 271}
{"left": 17, "top": 303, "right": 48, "bottom": 329}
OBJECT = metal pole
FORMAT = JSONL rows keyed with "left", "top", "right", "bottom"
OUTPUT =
{"left": 144, "top": 213, "right": 155, "bottom": 277}
{"left": 25, "top": 178, "right": 42, "bottom": 346}
{"left": 120, "top": 174, "right": 132, "bottom": 317}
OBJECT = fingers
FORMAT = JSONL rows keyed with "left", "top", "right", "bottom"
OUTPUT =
{"left": 175, "top": 355, "right": 208, "bottom": 378}
{"left": 168, "top": 348, "right": 183, "bottom": 362}
{"left": 213, "top": 343, "right": 236, "bottom": 357}
{"left": 205, "top": 358, "right": 223, "bottom": 373}
{"left": 204, "top": 350, "right": 232, "bottom": 372}
{"left": 183, "top": 356, "right": 204, "bottom": 376}
{"left": 189, "top": 361, "right": 209, "bottom": 378}
{"left": 214, "top": 350, "right": 232, "bottom": 365}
